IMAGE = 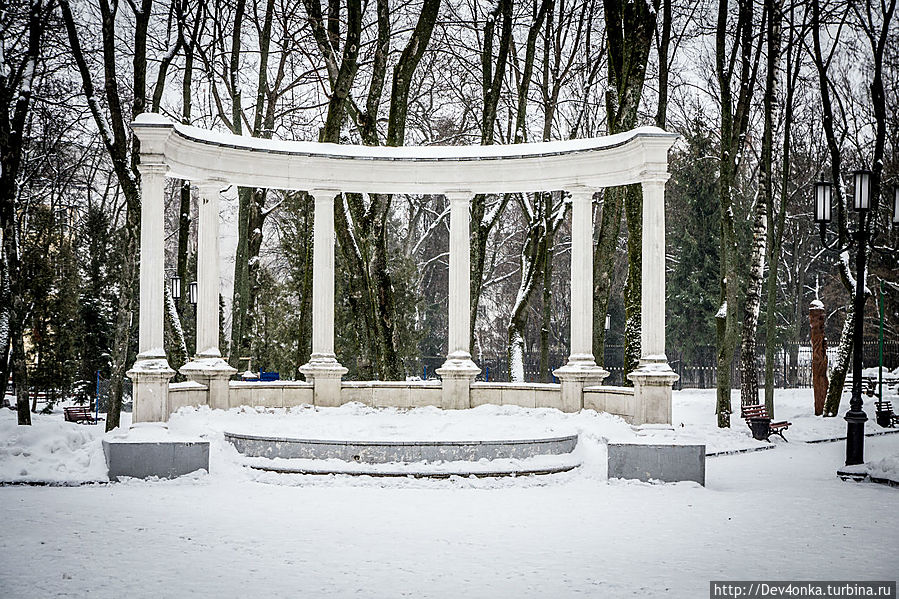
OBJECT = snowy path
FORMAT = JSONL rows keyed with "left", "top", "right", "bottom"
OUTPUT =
{"left": 2, "top": 434, "right": 897, "bottom": 598}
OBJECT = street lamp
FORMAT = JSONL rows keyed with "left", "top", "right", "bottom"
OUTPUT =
{"left": 815, "top": 170, "right": 898, "bottom": 466}
{"left": 894, "top": 185, "right": 899, "bottom": 225}
{"left": 189, "top": 281, "right": 198, "bottom": 306}
{"left": 169, "top": 276, "right": 182, "bottom": 301}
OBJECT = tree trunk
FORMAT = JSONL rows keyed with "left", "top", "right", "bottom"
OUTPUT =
{"left": 508, "top": 201, "right": 549, "bottom": 382}
{"left": 741, "top": 0, "right": 777, "bottom": 412}
{"left": 655, "top": 0, "right": 671, "bottom": 129}
{"left": 594, "top": 0, "right": 656, "bottom": 370}
{"left": 164, "top": 285, "right": 188, "bottom": 373}
{"left": 469, "top": 0, "right": 513, "bottom": 353}
{"left": 810, "top": 301, "right": 828, "bottom": 416}
{"left": 764, "top": 0, "right": 799, "bottom": 416}
{"left": 715, "top": 0, "right": 759, "bottom": 427}
{"left": 623, "top": 185, "right": 642, "bottom": 380}
{"left": 593, "top": 188, "right": 623, "bottom": 362}
{"left": 1, "top": 0, "right": 55, "bottom": 424}
{"left": 539, "top": 204, "right": 558, "bottom": 382}
{"left": 823, "top": 302, "right": 853, "bottom": 417}
{"left": 739, "top": 190, "right": 767, "bottom": 410}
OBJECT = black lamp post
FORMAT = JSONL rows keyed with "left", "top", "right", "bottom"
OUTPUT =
{"left": 815, "top": 170, "right": 897, "bottom": 466}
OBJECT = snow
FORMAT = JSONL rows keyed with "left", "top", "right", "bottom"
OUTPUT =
{"left": 133, "top": 112, "right": 172, "bottom": 125}
{"left": 136, "top": 114, "right": 675, "bottom": 160}
{"left": 810, "top": 299, "right": 824, "bottom": 310}
{"left": 841, "top": 451, "right": 899, "bottom": 484}
{"left": 169, "top": 402, "right": 605, "bottom": 442}
{"left": 860, "top": 366, "right": 899, "bottom": 381}
{"left": 715, "top": 300, "right": 727, "bottom": 318}
{"left": 127, "top": 358, "right": 174, "bottom": 372}
{"left": 4, "top": 388, "right": 897, "bottom": 484}
{"left": 2, "top": 388, "right": 899, "bottom": 596}
{"left": 0, "top": 412, "right": 109, "bottom": 484}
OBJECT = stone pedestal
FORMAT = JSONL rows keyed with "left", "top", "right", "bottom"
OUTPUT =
{"left": 436, "top": 356, "right": 480, "bottom": 410}
{"left": 104, "top": 424, "right": 209, "bottom": 481}
{"left": 628, "top": 362, "right": 679, "bottom": 425}
{"left": 300, "top": 356, "right": 348, "bottom": 407}
{"left": 180, "top": 357, "right": 237, "bottom": 410}
{"left": 607, "top": 442, "right": 705, "bottom": 485}
{"left": 127, "top": 358, "right": 176, "bottom": 423}
{"left": 553, "top": 363, "right": 608, "bottom": 413}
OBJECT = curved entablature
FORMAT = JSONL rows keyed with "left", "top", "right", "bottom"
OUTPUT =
{"left": 132, "top": 113, "right": 678, "bottom": 194}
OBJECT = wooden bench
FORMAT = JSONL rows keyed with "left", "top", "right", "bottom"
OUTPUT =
{"left": 64, "top": 406, "right": 102, "bottom": 425}
{"left": 875, "top": 401, "right": 899, "bottom": 428}
{"left": 742, "top": 404, "right": 791, "bottom": 442}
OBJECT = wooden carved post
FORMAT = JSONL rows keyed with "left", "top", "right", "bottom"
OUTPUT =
{"left": 809, "top": 300, "right": 828, "bottom": 416}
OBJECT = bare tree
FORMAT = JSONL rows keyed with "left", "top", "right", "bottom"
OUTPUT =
{"left": 60, "top": 0, "right": 182, "bottom": 430}
{"left": 593, "top": 0, "right": 656, "bottom": 379}
{"left": 1, "top": 0, "right": 58, "bottom": 424}
{"left": 714, "top": 0, "right": 762, "bottom": 427}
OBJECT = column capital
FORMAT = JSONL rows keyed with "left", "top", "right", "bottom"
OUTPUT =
{"left": 641, "top": 170, "right": 671, "bottom": 185}
{"left": 194, "top": 180, "right": 227, "bottom": 194}
{"left": 567, "top": 188, "right": 596, "bottom": 202}
{"left": 444, "top": 191, "right": 473, "bottom": 203}
{"left": 137, "top": 160, "right": 168, "bottom": 177}
{"left": 308, "top": 189, "right": 340, "bottom": 202}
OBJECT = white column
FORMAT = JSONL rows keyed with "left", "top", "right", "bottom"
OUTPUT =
{"left": 639, "top": 177, "right": 671, "bottom": 364}
{"left": 300, "top": 189, "right": 347, "bottom": 406}
{"left": 137, "top": 163, "right": 168, "bottom": 360}
{"left": 310, "top": 190, "right": 339, "bottom": 361}
{"left": 128, "top": 161, "right": 175, "bottom": 424}
{"left": 627, "top": 175, "right": 678, "bottom": 425}
{"left": 180, "top": 181, "right": 236, "bottom": 411}
{"left": 436, "top": 191, "right": 479, "bottom": 409}
{"left": 196, "top": 182, "right": 223, "bottom": 357}
{"left": 568, "top": 189, "right": 597, "bottom": 365}
{"left": 553, "top": 188, "right": 607, "bottom": 412}
{"left": 446, "top": 192, "right": 475, "bottom": 363}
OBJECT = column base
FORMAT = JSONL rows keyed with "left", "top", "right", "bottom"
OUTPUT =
{"left": 127, "top": 358, "right": 176, "bottom": 424}
{"left": 436, "top": 354, "right": 480, "bottom": 410}
{"left": 627, "top": 360, "right": 679, "bottom": 426}
{"left": 553, "top": 360, "right": 609, "bottom": 413}
{"left": 300, "top": 354, "right": 348, "bottom": 408}
{"left": 180, "top": 357, "right": 237, "bottom": 411}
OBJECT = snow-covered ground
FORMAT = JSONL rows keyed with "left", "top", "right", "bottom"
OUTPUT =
{"left": 1, "top": 388, "right": 898, "bottom": 597}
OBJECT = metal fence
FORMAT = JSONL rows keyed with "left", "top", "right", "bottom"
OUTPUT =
{"left": 89, "top": 377, "right": 132, "bottom": 412}
{"left": 408, "top": 341, "right": 899, "bottom": 389}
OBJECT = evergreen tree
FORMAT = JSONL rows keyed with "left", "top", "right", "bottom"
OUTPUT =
{"left": 666, "top": 120, "right": 721, "bottom": 372}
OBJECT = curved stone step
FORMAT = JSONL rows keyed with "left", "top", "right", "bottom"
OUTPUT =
{"left": 245, "top": 457, "right": 580, "bottom": 479}
{"left": 225, "top": 431, "right": 579, "bottom": 463}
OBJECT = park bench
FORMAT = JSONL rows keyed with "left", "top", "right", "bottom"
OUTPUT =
{"left": 64, "top": 406, "right": 102, "bottom": 425}
{"left": 875, "top": 400, "right": 899, "bottom": 428}
{"left": 742, "top": 404, "right": 791, "bottom": 442}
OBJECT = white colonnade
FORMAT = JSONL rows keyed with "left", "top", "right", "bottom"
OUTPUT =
{"left": 128, "top": 113, "right": 679, "bottom": 425}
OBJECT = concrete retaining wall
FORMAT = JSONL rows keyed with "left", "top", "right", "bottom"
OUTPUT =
{"left": 166, "top": 380, "right": 638, "bottom": 417}
{"left": 470, "top": 382, "right": 561, "bottom": 408}
{"left": 168, "top": 381, "right": 208, "bottom": 414}
{"left": 228, "top": 381, "right": 314, "bottom": 408}
{"left": 583, "top": 385, "right": 635, "bottom": 420}
{"left": 341, "top": 381, "right": 443, "bottom": 408}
